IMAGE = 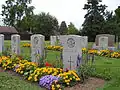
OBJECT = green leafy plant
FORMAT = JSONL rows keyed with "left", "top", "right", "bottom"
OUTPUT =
{"left": 39, "top": 57, "right": 45, "bottom": 68}
{"left": 2, "top": 47, "right": 11, "bottom": 56}
{"left": 77, "top": 64, "right": 95, "bottom": 83}
{"left": 21, "top": 55, "right": 31, "bottom": 62}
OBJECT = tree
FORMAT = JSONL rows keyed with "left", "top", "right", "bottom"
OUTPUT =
{"left": 115, "top": 6, "right": 120, "bottom": 37}
{"left": 1, "top": 0, "right": 34, "bottom": 32}
{"left": 18, "top": 14, "right": 34, "bottom": 33}
{"left": 115, "top": 6, "right": 120, "bottom": 28}
{"left": 67, "top": 22, "right": 79, "bottom": 35}
{"left": 32, "top": 12, "right": 59, "bottom": 38}
{"left": 115, "top": 6, "right": 120, "bottom": 20}
{"left": 103, "top": 11, "right": 117, "bottom": 35}
{"left": 82, "top": 0, "right": 107, "bottom": 41}
{"left": 59, "top": 21, "right": 68, "bottom": 35}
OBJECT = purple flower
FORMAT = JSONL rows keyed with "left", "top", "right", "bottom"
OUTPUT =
{"left": 39, "top": 75, "right": 59, "bottom": 90}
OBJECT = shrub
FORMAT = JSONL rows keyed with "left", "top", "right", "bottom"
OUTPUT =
{"left": 77, "top": 64, "right": 95, "bottom": 83}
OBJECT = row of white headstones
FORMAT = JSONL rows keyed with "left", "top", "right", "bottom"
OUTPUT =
{"left": 50, "top": 36, "right": 111, "bottom": 50}
{"left": 0, "top": 34, "right": 89, "bottom": 71}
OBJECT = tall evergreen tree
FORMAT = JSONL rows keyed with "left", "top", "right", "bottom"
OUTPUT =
{"left": 82, "top": 0, "right": 107, "bottom": 41}
{"left": 115, "top": 6, "right": 120, "bottom": 36}
{"left": 59, "top": 21, "right": 68, "bottom": 35}
{"left": 103, "top": 11, "right": 117, "bottom": 35}
{"left": 115, "top": 6, "right": 120, "bottom": 20}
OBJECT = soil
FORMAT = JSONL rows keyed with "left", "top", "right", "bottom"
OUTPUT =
{"left": 0, "top": 67, "right": 105, "bottom": 90}
{"left": 65, "top": 78, "right": 105, "bottom": 90}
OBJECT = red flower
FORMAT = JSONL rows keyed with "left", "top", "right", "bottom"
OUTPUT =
{"left": 65, "top": 68, "right": 69, "bottom": 72}
{"left": 45, "top": 62, "right": 52, "bottom": 67}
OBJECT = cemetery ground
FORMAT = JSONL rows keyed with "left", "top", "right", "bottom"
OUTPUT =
{"left": 0, "top": 41, "right": 120, "bottom": 90}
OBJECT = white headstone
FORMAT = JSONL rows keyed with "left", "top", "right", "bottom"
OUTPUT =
{"left": 11, "top": 34, "right": 20, "bottom": 55}
{"left": 31, "top": 34, "right": 45, "bottom": 63}
{"left": 0, "top": 34, "right": 4, "bottom": 53}
{"left": 58, "top": 35, "right": 67, "bottom": 46}
{"left": 81, "top": 36, "right": 88, "bottom": 48}
{"left": 99, "top": 36, "right": 108, "bottom": 50}
{"left": 119, "top": 42, "right": 120, "bottom": 49}
{"left": 62, "top": 35, "right": 82, "bottom": 71}
{"left": 50, "top": 36, "right": 57, "bottom": 46}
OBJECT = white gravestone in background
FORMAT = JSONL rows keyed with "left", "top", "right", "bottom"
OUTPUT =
{"left": 58, "top": 35, "right": 67, "bottom": 46}
{"left": 0, "top": 34, "right": 4, "bottom": 53}
{"left": 81, "top": 36, "right": 88, "bottom": 48}
{"left": 50, "top": 36, "right": 57, "bottom": 46}
{"left": 99, "top": 36, "right": 108, "bottom": 50}
{"left": 11, "top": 34, "right": 20, "bottom": 55}
{"left": 62, "top": 35, "right": 82, "bottom": 71}
{"left": 31, "top": 34, "right": 45, "bottom": 63}
{"left": 118, "top": 42, "right": 120, "bottom": 49}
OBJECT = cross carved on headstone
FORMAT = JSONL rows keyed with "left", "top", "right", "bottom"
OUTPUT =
{"left": 68, "top": 56, "right": 74, "bottom": 70}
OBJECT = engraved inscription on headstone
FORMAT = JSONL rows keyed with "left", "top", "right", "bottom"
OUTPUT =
{"left": 33, "top": 36, "right": 39, "bottom": 48}
{"left": 31, "top": 34, "right": 45, "bottom": 63}
{"left": 67, "top": 38, "right": 75, "bottom": 48}
{"left": 68, "top": 56, "right": 74, "bottom": 70}
{"left": 99, "top": 36, "right": 108, "bottom": 50}
{"left": 11, "top": 34, "right": 20, "bottom": 55}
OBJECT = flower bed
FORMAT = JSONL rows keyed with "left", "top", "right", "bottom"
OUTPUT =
{"left": 22, "top": 43, "right": 120, "bottom": 59}
{"left": 82, "top": 48, "right": 120, "bottom": 58}
{"left": 46, "top": 46, "right": 120, "bottom": 58}
{"left": 0, "top": 56, "right": 80, "bottom": 90}
{"left": 22, "top": 43, "right": 31, "bottom": 47}
{"left": 22, "top": 43, "right": 63, "bottom": 51}
{"left": 46, "top": 46, "right": 63, "bottom": 51}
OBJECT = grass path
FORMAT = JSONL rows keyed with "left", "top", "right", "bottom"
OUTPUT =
{"left": 94, "top": 56, "right": 120, "bottom": 90}
{"left": 0, "top": 70, "right": 44, "bottom": 90}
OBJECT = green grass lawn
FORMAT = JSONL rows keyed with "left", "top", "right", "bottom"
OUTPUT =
{"left": 0, "top": 72, "right": 44, "bottom": 90}
{"left": 1, "top": 40, "right": 120, "bottom": 90}
{"left": 94, "top": 56, "right": 120, "bottom": 90}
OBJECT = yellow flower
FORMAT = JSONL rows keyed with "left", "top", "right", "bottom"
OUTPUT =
{"left": 73, "top": 76, "right": 75, "bottom": 79}
{"left": 76, "top": 78, "right": 80, "bottom": 81}
{"left": 65, "top": 76, "right": 68, "bottom": 78}
{"left": 67, "top": 83, "right": 69, "bottom": 85}
{"left": 52, "top": 85, "right": 55, "bottom": 90}
{"left": 63, "top": 77, "right": 66, "bottom": 80}
{"left": 4, "top": 67, "right": 6, "bottom": 70}
{"left": 56, "top": 84, "right": 60, "bottom": 88}
{"left": 35, "top": 75, "right": 38, "bottom": 77}
{"left": 67, "top": 80, "right": 70, "bottom": 82}
{"left": 70, "top": 78, "right": 72, "bottom": 80}
{"left": 20, "top": 71, "right": 23, "bottom": 74}
{"left": 28, "top": 76, "right": 32, "bottom": 81}
{"left": 52, "top": 85, "right": 54, "bottom": 88}
{"left": 65, "top": 80, "right": 67, "bottom": 83}
{"left": 34, "top": 78, "right": 38, "bottom": 81}
{"left": 52, "top": 87, "right": 55, "bottom": 90}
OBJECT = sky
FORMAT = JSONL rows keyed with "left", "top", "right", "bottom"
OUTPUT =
{"left": 0, "top": 0, "right": 120, "bottom": 29}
